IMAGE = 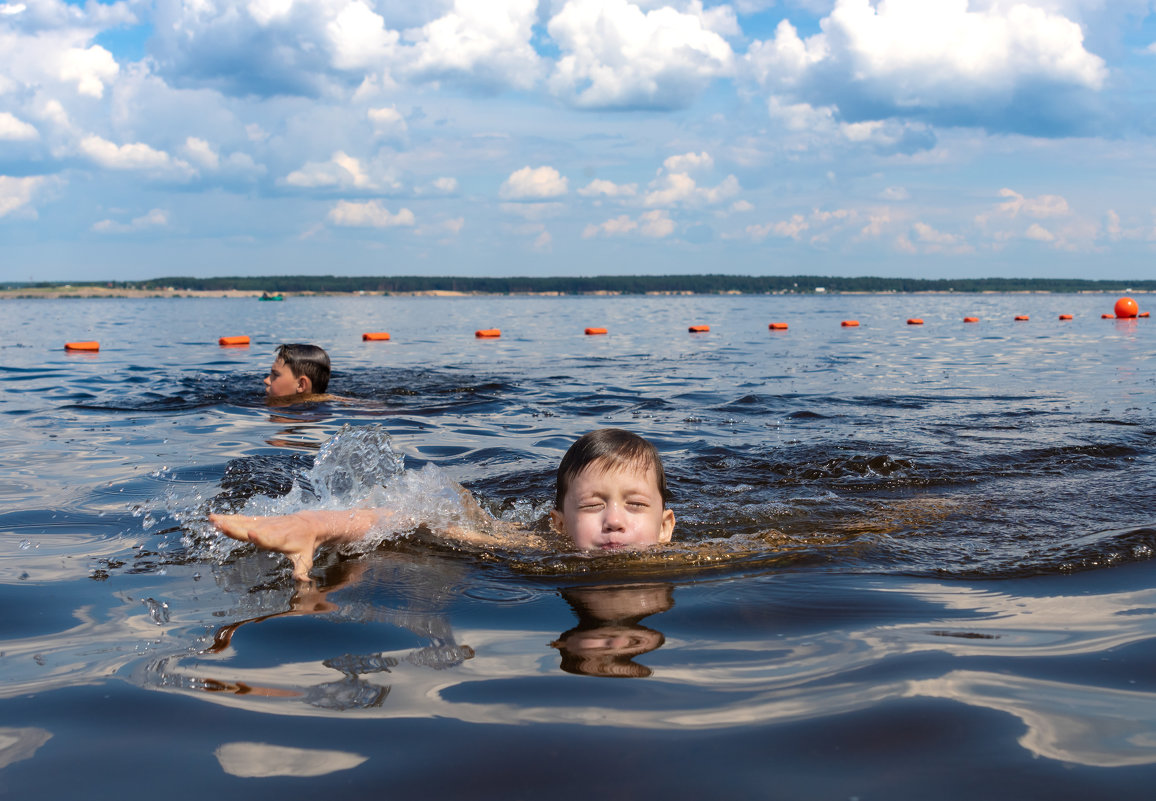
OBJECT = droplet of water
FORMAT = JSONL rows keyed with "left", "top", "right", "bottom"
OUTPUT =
{"left": 142, "top": 598, "right": 170, "bottom": 625}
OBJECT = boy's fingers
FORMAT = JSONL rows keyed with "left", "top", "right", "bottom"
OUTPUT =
{"left": 288, "top": 551, "right": 314, "bottom": 581}
{"left": 209, "top": 513, "right": 252, "bottom": 542}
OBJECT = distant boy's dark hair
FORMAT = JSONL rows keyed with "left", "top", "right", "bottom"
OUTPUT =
{"left": 275, "top": 344, "right": 330, "bottom": 393}
{"left": 554, "top": 428, "right": 669, "bottom": 510}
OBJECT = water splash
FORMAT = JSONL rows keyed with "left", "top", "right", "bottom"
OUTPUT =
{"left": 301, "top": 423, "right": 406, "bottom": 505}
{"left": 182, "top": 424, "right": 488, "bottom": 566}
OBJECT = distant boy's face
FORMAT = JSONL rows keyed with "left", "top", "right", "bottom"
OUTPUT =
{"left": 265, "top": 358, "right": 304, "bottom": 396}
{"left": 550, "top": 460, "right": 675, "bottom": 551}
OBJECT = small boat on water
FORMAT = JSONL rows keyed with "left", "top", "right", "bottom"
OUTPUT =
{"left": 259, "top": 293, "right": 284, "bottom": 301}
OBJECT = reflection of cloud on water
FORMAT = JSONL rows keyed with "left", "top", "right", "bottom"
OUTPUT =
{"left": 215, "top": 742, "right": 366, "bottom": 777}
{"left": 908, "top": 671, "right": 1156, "bottom": 768}
{"left": 0, "top": 727, "right": 52, "bottom": 770}
{"left": 0, "top": 530, "right": 138, "bottom": 583}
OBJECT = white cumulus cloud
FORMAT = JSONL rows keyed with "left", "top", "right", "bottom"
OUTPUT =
{"left": 328, "top": 200, "right": 415, "bottom": 227}
{"left": 639, "top": 209, "right": 675, "bottom": 237}
{"left": 368, "top": 105, "right": 407, "bottom": 137}
{"left": 548, "top": 0, "right": 735, "bottom": 109}
{"left": 499, "top": 165, "right": 568, "bottom": 200}
{"left": 283, "top": 151, "right": 398, "bottom": 191}
{"left": 645, "top": 172, "right": 739, "bottom": 207}
{"left": 78, "top": 135, "right": 190, "bottom": 174}
{"left": 92, "top": 208, "right": 169, "bottom": 233}
{"left": 0, "top": 175, "right": 50, "bottom": 217}
{"left": 183, "top": 137, "right": 219, "bottom": 170}
{"left": 747, "top": 0, "right": 1109, "bottom": 135}
{"left": 327, "top": 1, "right": 400, "bottom": 71}
{"left": 405, "top": 0, "right": 542, "bottom": 89}
{"left": 0, "top": 111, "right": 38, "bottom": 140}
{"left": 582, "top": 214, "right": 638, "bottom": 238}
{"left": 578, "top": 179, "right": 638, "bottom": 198}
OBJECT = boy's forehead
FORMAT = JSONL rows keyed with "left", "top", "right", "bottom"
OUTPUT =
{"left": 571, "top": 456, "right": 658, "bottom": 487}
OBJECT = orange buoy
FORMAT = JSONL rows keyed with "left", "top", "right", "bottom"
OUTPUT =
{"left": 475, "top": 329, "right": 501, "bottom": 338}
{"left": 963, "top": 317, "right": 979, "bottom": 323}
{"left": 1140, "top": 311, "right": 1151, "bottom": 318}
{"left": 362, "top": 332, "right": 391, "bottom": 341}
{"left": 768, "top": 322, "right": 788, "bottom": 330}
{"left": 218, "top": 335, "right": 250, "bottom": 346}
{"left": 841, "top": 320, "right": 860, "bottom": 327}
{"left": 585, "top": 327, "right": 608, "bottom": 335}
{"left": 64, "top": 341, "right": 99, "bottom": 351}
{"left": 1102, "top": 313, "right": 1115, "bottom": 319}
{"left": 688, "top": 325, "right": 710, "bottom": 333}
{"left": 907, "top": 318, "right": 923, "bottom": 325}
{"left": 1058, "top": 314, "right": 1073, "bottom": 321}
{"left": 1115, "top": 297, "right": 1139, "bottom": 319}
{"left": 1014, "top": 315, "right": 1029, "bottom": 321}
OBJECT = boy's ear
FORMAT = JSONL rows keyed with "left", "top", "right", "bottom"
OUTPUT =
{"left": 549, "top": 509, "right": 566, "bottom": 537}
{"left": 659, "top": 508, "right": 675, "bottom": 543}
{"left": 296, "top": 375, "right": 312, "bottom": 394}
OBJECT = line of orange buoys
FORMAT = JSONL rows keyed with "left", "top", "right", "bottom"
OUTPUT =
{"left": 60, "top": 297, "right": 1149, "bottom": 352}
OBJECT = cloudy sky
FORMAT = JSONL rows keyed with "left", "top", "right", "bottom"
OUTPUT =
{"left": 2, "top": 0, "right": 1155, "bottom": 282}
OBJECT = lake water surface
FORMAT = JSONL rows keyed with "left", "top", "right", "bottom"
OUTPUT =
{"left": 1, "top": 293, "right": 1155, "bottom": 799}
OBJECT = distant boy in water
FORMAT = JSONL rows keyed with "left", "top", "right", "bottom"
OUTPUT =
{"left": 210, "top": 428, "right": 676, "bottom": 581}
{"left": 264, "top": 343, "right": 331, "bottom": 402}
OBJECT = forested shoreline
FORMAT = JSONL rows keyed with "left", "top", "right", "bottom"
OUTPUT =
{"left": 5, "top": 274, "right": 1154, "bottom": 295}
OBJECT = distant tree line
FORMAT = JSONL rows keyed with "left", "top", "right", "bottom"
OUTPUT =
{"left": 7, "top": 275, "right": 1155, "bottom": 294}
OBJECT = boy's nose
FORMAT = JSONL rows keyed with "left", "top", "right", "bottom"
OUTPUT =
{"left": 603, "top": 504, "right": 626, "bottom": 531}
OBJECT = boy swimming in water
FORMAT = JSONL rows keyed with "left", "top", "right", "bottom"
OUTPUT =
{"left": 210, "top": 428, "right": 676, "bottom": 581}
{"left": 265, "top": 343, "right": 330, "bottom": 399}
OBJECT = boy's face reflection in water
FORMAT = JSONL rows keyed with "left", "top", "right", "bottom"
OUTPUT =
{"left": 552, "top": 584, "right": 674, "bottom": 678}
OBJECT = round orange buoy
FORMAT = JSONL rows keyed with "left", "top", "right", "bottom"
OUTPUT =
{"left": 1058, "top": 314, "right": 1073, "bottom": 321}
{"left": 963, "top": 317, "right": 979, "bottom": 323}
{"left": 585, "top": 327, "right": 607, "bottom": 335}
{"left": 1014, "top": 315, "right": 1029, "bottom": 321}
{"left": 841, "top": 320, "right": 860, "bottom": 327}
{"left": 218, "top": 335, "right": 250, "bottom": 346}
{"left": 907, "top": 318, "right": 923, "bottom": 325}
{"left": 362, "top": 332, "right": 391, "bottom": 341}
{"left": 1102, "top": 313, "right": 1115, "bottom": 319}
{"left": 65, "top": 341, "right": 99, "bottom": 351}
{"left": 475, "top": 329, "right": 501, "bottom": 338}
{"left": 688, "top": 325, "right": 710, "bottom": 333}
{"left": 1115, "top": 297, "right": 1139, "bottom": 319}
{"left": 768, "top": 322, "right": 788, "bottom": 330}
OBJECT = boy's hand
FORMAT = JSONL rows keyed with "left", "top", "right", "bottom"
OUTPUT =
{"left": 209, "top": 512, "right": 320, "bottom": 581}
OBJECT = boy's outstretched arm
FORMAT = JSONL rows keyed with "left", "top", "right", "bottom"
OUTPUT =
{"left": 209, "top": 509, "right": 381, "bottom": 581}
{"left": 210, "top": 481, "right": 549, "bottom": 581}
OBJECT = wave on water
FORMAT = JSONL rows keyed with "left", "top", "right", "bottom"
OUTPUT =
{"left": 150, "top": 419, "right": 1156, "bottom": 585}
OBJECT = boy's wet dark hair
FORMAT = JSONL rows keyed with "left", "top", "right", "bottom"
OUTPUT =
{"left": 275, "top": 344, "right": 330, "bottom": 393}
{"left": 554, "top": 428, "right": 669, "bottom": 510}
